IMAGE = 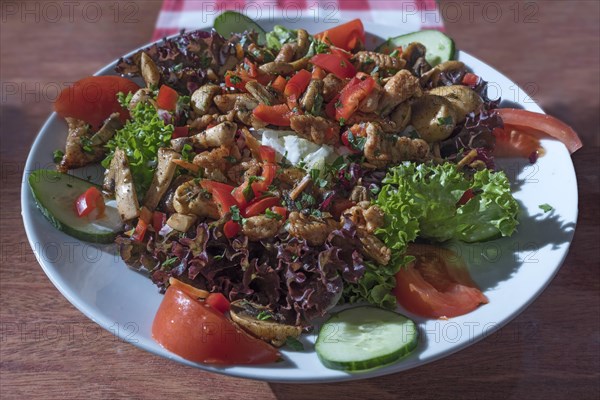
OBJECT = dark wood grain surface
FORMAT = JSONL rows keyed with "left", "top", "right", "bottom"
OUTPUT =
{"left": 1, "top": 1, "right": 598, "bottom": 399}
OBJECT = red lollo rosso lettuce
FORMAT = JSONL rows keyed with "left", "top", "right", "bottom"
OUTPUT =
{"left": 116, "top": 219, "right": 366, "bottom": 327}
{"left": 115, "top": 29, "right": 237, "bottom": 95}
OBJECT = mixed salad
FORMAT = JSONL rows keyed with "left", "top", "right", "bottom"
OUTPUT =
{"left": 29, "top": 13, "right": 581, "bottom": 371}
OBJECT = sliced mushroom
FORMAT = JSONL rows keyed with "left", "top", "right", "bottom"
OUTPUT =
{"left": 229, "top": 300, "right": 302, "bottom": 347}
{"left": 389, "top": 102, "right": 412, "bottom": 132}
{"left": 143, "top": 148, "right": 181, "bottom": 211}
{"left": 410, "top": 94, "right": 458, "bottom": 142}
{"left": 428, "top": 85, "right": 483, "bottom": 122}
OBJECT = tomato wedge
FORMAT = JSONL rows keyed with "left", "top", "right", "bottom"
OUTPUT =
{"left": 394, "top": 244, "right": 488, "bottom": 319}
{"left": 54, "top": 76, "right": 140, "bottom": 128}
{"left": 253, "top": 104, "right": 292, "bottom": 126}
{"left": 493, "top": 126, "right": 542, "bottom": 159}
{"left": 496, "top": 108, "right": 582, "bottom": 154}
{"left": 152, "top": 286, "right": 280, "bottom": 364}
{"left": 314, "top": 19, "right": 365, "bottom": 52}
{"left": 205, "top": 292, "right": 231, "bottom": 314}
{"left": 310, "top": 54, "right": 356, "bottom": 79}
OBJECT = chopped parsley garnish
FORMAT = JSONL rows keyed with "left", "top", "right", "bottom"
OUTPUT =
{"left": 309, "top": 168, "right": 328, "bottom": 188}
{"left": 181, "top": 143, "right": 194, "bottom": 162}
{"left": 52, "top": 149, "right": 64, "bottom": 163}
{"left": 265, "top": 209, "right": 283, "bottom": 220}
{"left": 223, "top": 155, "right": 237, "bottom": 163}
{"left": 311, "top": 93, "right": 324, "bottom": 116}
{"left": 229, "top": 74, "right": 242, "bottom": 85}
{"left": 389, "top": 49, "right": 400, "bottom": 58}
{"left": 347, "top": 131, "right": 366, "bottom": 151}
{"left": 340, "top": 60, "right": 347, "bottom": 67}
{"left": 102, "top": 93, "right": 174, "bottom": 197}
{"left": 256, "top": 311, "right": 274, "bottom": 321}
{"left": 80, "top": 136, "right": 94, "bottom": 154}
{"left": 437, "top": 116, "right": 453, "bottom": 126}
{"left": 363, "top": 56, "right": 374, "bottom": 65}
{"left": 231, "top": 205, "right": 244, "bottom": 223}
{"left": 339, "top": 117, "right": 346, "bottom": 126}
{"left": 539, "top": 203, "right": 553, "bottom": 213}
{"left": 334, "top": 100, "right": 342, "bottom": 109}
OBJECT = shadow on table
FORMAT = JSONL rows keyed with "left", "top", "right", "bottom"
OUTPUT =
{"left": 267, "top": 339, "right": 525, "bottom": 400}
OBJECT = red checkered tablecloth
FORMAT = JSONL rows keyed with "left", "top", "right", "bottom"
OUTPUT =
{"left": 152, "top": 0, "right": 444, "bottom": 40}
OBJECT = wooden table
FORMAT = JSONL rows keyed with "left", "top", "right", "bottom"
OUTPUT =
{"left": 1, "top": 1, "right": 598, "bottom": 398}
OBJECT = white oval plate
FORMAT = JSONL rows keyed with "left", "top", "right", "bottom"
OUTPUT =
{"left": 21, "top": 17, "right": 578, "bottom": 383}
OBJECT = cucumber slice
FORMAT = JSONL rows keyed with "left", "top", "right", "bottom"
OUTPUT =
{"left": 28, "top": 170, "right": 123, "bottom": 244}
{"left": 315, "top": 306, "right": 418, "bottom": 372}
{"left": 214, "top": 11, "right": 266, "bottom": 45}
{"left": 375, "top": 30, "right": 455, "bottom": 66}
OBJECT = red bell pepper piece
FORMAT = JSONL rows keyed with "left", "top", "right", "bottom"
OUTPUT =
{"left": 74, "top": 186, "right": 104, "bottom": 218}
{"left": 156, "top": 85, "right": 179, "bottom": 111}
{"left": 132, "top": 219, "right": 148, "bottom": 242}
{"left": 310, "top": 53, "right": 356, "bottom": 79}
{"left": 314, "top": 19, "right": 365, "bottom": 52}
{"left": 223, "top": 220, "right": 241, "bottom": 239}
{"left": 200, "top": 180, "right": 238, "bottom": 216}
{"left": 244, "top": 197, "right": 282, "bottom": 217}
{"left": 259, "top": 145, "right": 277, "bottom": 164}
{"left": 284, "top": 69, "right": 312, "bottom": 109}
{"left": 462, "top": 73, "right": 480, "bottom": 87}
{"left": 335, "top": 75, "right": 375, "bottom": 121}
{"left": 253, "top": 104, "right": 292, "bottom": 126}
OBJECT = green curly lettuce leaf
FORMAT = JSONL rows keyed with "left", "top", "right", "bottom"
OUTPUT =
{"left": 376, "top": 162, "right": 519, "bottom": 246}
{"left": 265, "top": 25, "right": 297, "bottom": 51}
{"left": 341, "top": 162, "right": 519, "bottom": 309}
{"left": 101, "top": 93, "right": 173, "bottom": 198}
